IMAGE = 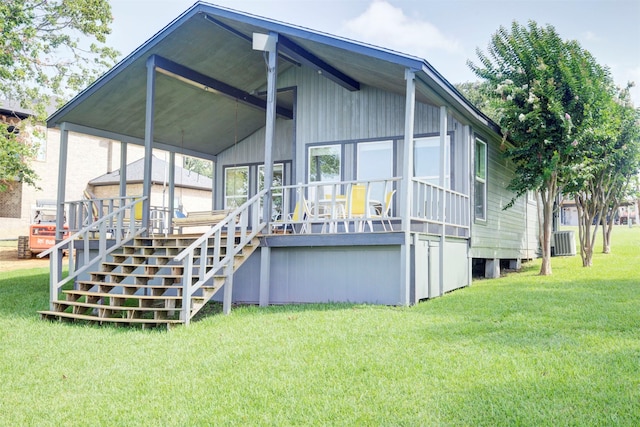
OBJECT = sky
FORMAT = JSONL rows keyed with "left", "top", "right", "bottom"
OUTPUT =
{"left": 107, "top": 0, "right": 640, "bottom": 105}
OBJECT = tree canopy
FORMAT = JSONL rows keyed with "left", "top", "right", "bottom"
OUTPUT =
{"left": 0, "top": 0, "right": 118, "bottom": 191}
{"left": 468, "top": 21, "right": 623, "bottom": 275}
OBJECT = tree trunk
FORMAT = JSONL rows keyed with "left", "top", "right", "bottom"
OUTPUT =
{"left": 602, "top": 224, "right": 610, "bottom": 253}
{"left": 574, "top": 193, "right": 602, "bottom": 267}
{"left": 539, "top": 187, "right": 555, "bottom": 276}
{"left": 602, "top": 211, "right": 614, "bottom": 254}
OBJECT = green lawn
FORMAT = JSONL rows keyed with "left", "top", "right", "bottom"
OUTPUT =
{"left": 1, "top": 227, "right": 638, "bottom": 426}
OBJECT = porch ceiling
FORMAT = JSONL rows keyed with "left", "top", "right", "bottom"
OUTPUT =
{"left": 48, "top": 2, "right": 495, "bottom": 159}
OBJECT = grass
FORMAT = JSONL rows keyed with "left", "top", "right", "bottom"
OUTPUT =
{"left": 0, "top": 227, "right": 638, "bottom": 426}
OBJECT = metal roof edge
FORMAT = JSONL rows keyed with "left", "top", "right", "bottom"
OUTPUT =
{"left": 418, "top": 62, "right": 503, "bottom": 137}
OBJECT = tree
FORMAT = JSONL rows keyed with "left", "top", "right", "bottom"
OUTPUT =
{"left": 184, "top": 156, "right": 213, "bottom": 178}
{"left": 0, "top": 0, "right": 118, "bottom": 191}
{"left": 455, "top": 81, "right": 500, "bottom": 123}
{"left": 468, "top": 21, "right": 610, "bottom": 275}
{"left": 0, "top": 122, "right": 39, "bottom": 191}
{"left": 597, "top": 92, "right": 640, "bottom": 254}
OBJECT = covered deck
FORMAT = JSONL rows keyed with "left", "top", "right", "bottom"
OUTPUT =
{"left": 40, "top": 3, "right": 491, "bottom": 325}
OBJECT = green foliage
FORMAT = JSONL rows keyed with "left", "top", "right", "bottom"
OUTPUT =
{"left": 455, "top": 80, "right": 500, "bottom": 123}
{"left": 0, "top": 0, "right": 118, "bottom": 191}
{"left": 183, "top": 156, "right": 213, "bottom": 178}
{"left": 1, "top": 227, "right": 639, "bottom": 425}
{"left": 0, "top": 122, "right": 39, "bottom": 191}
{"left": 0, "top": 0, "right": 118, "bottom": 113}
{"left": 468, "top": 21, "right": 622, "bottom": 274}
{"left": 470, "top": 22, "right": 596, "bottom": 199}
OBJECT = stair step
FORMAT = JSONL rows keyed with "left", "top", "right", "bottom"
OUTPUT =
{"left": 77, "top": 281, "right": 186, "bottom": 289}
{"left": 63, "top": 290, "right": 183, "bottom": 300}
{"left": 53, "top": 300, "right": 180, "bottom": 312}
{"left": 78, "top": 276, "right": 226, "bottom": 287}
{"left": 42, "top": 232, "right": 261, "bottom": 327}
{"left": 39, "top": 310, "right": 182, "bottom": 326}
{"left": 92, "top": 272, "right": 185, "bottom": 280}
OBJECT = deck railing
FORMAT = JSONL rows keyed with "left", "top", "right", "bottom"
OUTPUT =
{"left": 39, "top": 197, "right": 147, "bottom": 309}
{"left": 271, "top": 178, "right": 401, "bottom": 234}
{"left": 411, "top": 178, "right": 470, "bottom": 237}
{"left": 65, "top": 195, "right": 141, "bottom": 233}
{"left": 174, "top": 189, "right": 267, "bottom": 324}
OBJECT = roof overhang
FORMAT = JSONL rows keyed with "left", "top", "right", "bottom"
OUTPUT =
{"left": 47, "top": 1, "right": 502, "bottom": 158}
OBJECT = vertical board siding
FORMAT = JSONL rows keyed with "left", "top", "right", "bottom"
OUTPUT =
{"left": 228, "top": 245, "right": 403, "bottom": 305}
{"left": 470, "top": 132, "right": 539, "bottom": 259}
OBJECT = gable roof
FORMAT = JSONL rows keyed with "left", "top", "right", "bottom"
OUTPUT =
{"left": 47, "top": 1, "right": 500, "bottom": 160}
{"left": 89, "top": 155, "right": 212, "bottom": 190}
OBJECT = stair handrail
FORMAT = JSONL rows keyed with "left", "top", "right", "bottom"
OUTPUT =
{"left": 39, "top": 197, "right": 148, "bottom": 310}
{"left": 174, "top": 189, "right": 268, "bottom": 324}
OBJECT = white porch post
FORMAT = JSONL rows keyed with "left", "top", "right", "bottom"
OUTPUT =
{"left": 53, "top": 123, "right": 69, "bottom": 301}
{"left": 439, "top": 106, "right": 448, "bottom": 296}
{"left": 119, "top": 142, "right": 127, "bottom": 198}
{"left": 142, "top": 55, "right": 157, "bottom": 234}
{"left": 168, "top": 151, "right": 176, "bottom": 233}
{"left": 464, "top": 125, "right": 473, "bottom": 286}
{"left": 400, "top": 69, "right": 416, "bottom": 306}
{"left": 255, "top": 31, "right": 278, "bottom": 307}
{"left": 210, "top": 159, "right": 215, "bottom": 211}
{"left": 55, "top": 123, "right": 69, "bottom": 241}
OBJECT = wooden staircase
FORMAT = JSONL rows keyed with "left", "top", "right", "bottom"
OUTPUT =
{"left": 39, "top": 234, "right": 260, "bottom": 329}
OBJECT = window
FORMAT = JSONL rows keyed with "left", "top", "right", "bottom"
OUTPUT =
{"left": 414, "top": 135, "right": 451, "bottom": 187}
{"left": 258, "top": 163, "right": 284, "bottom": 220}
{"left": 224, "top": 166, "right": 249, "bottom": 209}
{"left": 34, "top": 133, "right": 46, "bottom": 162}
{"left": 309, "top": 145, "right": 341, "bottom": 183}
{"left": 475, "top": 139, "right": 487, "bottom": 221}
{"left": 357, "top": 140, "right": 393, "bottom": 201}
{"left": 309, "top": 145, "right": 341, "bottom": 199}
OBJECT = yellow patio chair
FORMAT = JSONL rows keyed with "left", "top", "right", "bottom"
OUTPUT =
{"left": 372, "top": 190, "right": 396, "bottom": 231}
{"left": 347, "top": 184, "right": 373, "bottom": 232}
{"left": 282, "top": 197, "right": 311, "bottom": 234}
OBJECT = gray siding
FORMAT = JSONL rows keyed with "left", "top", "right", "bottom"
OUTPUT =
{"left": 470, "top": 131, "right": 539, "bottom": 259}
{"left": 230, "top": 245, "right": 403, "bottom": 305}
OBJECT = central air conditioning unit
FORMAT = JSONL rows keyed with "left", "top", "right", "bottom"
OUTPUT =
{"left": 552, "top": 231, "right": 576, "bottom": 256}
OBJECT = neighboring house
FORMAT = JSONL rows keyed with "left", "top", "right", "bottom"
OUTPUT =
{"left": 560, "top": 197, "right": 579, "bottom": 226}
{"left": 42, "top": 2, "right": 540, "bottom": 322}
{"left": 88, "top": 154, "right": 213, "bottom": 217}
{"left": 0, "top": 100, "right": 147, "bottom": 240}
{"left": 560, "top": 196, "right": 639, "bottom": 226}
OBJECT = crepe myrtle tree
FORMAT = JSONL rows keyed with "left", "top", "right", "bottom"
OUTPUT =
{"left": 468, "top": 21, "right": 610, "bottom": 275}
{"left": 597, "top": 91, "right": 640, "bottom": 255}
{"left": 563, "top": 79, "right": 634, "bottom": 266}
{"left": 0, "top": 0, "right": 118, "bottom": 191}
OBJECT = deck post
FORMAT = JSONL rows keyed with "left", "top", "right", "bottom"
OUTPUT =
{"left": 53, "top": 123, "right": 69, "bottom": 309}
{"left": 55, "top": 123, "right": 69, "bottom": 241}
{"left": 119, "top": 142, "right": 127, "bottom": 199}
{"left": 439, "top": 106, "right": 447, "bottom": 296}
{"left": 143, "top": 55, "right": 157, "bottom": 235}
{"left": 168, "top": 151, "right": 175, "bottom": 233}
{"left": 254, "top": 31, "right": 278, "bottom": 305}
{"left": 400, "top": 68, "right": 416, "bottom": 305}
{"left": 464, "top": 125, "right": 473, "bottom": 286}
{"left": 259, "top": 246, "right": 271, "bottom": 306}
{"left": 256, "top": 31, "right": 278, "bottom": 231}
{"left": 223, "top": 264, "right": 234, "bottom": 315}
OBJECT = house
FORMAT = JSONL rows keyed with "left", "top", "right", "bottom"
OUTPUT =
{"left": 40, "top": 2, "right": 539, "bottom": 327}
{"left": 0, "top": 100, "right": 147, "bottom": 240}
{"left": 87, "top": 154, "right": 213, "bottom": 231}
